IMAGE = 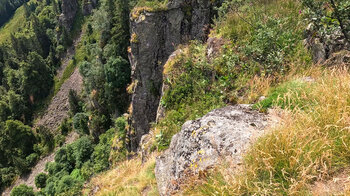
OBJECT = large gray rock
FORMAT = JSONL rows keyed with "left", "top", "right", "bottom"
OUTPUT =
{"left": 155, "top": 105, "right": 269, "bottom": 195}
{"left": 59, "top": 0, "right": 78, "bottom": 30}
{"left": 129, "top": 0, "right": 220, "bottom": 150}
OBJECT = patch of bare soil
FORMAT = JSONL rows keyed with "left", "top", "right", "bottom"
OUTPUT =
{"left": 310, "top": 169, "right": 350, "bottom": 196}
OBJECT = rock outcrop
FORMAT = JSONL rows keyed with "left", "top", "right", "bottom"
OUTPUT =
{"left": 129, "top": 0, "right": 219, "bottom": 150}
{"left": 82, "top": 0, "right": 98, "bottom": 16}
{"left": 304, "top": 23, "right": 350, "bottom": 63}
{"left": 155, "top": 105, "right": 269, "bottom": 195}
{"left": 59, "top": 0, "right": 78, "bottom": 30}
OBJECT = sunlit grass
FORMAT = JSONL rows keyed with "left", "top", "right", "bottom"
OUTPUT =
{"left": 184, "top": 66, "right": 350, "bottom": 195}
{"left": 0, "top": 5, "right": 26, "bottom": 43}
{"left": 84, "top": 154, "right": 159, "bottom": 196}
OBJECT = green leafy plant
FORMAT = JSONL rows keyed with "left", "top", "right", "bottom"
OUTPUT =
{"left": 35, "top": 173, "right": 48, "bottom": 189}
{"left": 10, "top": 184, "right": 34, "bottom": 196}
{"left": 302, "top": 0, "right": 350, "bottom": 43}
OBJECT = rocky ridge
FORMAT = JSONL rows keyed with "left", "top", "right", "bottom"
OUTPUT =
{"left": 129, "top": 0, "right": 219, "bottom": 150}
{"left": 59, "top": 0, "right": 78, "bottom": 30}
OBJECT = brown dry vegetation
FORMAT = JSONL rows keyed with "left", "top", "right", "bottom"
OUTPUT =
{"left": 84, "top": 154, "right": 159, "bottom": 196}
{"left": 184, "top": 66, "right": 350, "bottom": 195}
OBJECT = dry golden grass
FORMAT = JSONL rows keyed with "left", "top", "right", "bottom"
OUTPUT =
{"left": 84, "top": 153, "right": 159, "bottom": 196}
{"left": 237, "top": 75, "right": 273, "bottom": 104}
{"left": 184, "top": 66, "right": 350, "bottom": 195}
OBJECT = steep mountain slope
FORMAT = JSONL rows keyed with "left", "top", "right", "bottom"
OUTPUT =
{"left": 2, "top": 0, "right": 350, "bottom": 195}
{"left": 2, "top": 21, "right": 85, "bottom": 196}
{"left": 35, "top": 31, "right": 84, "bottom": 131}
{"left": 85, "top": 0, "right": 350, "bottom": 195}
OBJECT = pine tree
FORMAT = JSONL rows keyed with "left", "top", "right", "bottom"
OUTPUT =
{"left": 110, "top": 0, "right": 130, "bottom": 59}
{"left": 31, "top": 15, "right": 52, "bottom": 57}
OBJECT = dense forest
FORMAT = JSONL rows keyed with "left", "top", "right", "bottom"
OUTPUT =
{"left": 0, "top": 0, "right": 74, "bottom": 192}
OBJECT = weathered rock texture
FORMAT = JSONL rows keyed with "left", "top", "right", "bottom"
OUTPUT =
{"left": 155, "top": 105, "right": 269, "bottom": 195}
{"left": 304, "top": 24, "right": 350, "bottom": 63}
{"left": 82, "top": 0, "right": 98, "bottom": 16}
{"left": 129, "top": 0, "right": 219, "bottom": 150}
{"left": 324, "top": 50, "right": 350, "bottom": 67}
{"left": 59, "top": 0, "right": 78, "bottom": 30}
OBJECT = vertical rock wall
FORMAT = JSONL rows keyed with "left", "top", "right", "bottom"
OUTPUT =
{"left": 129, "top": 0, "right": 218, "bottom": 150}
{"left": 59, "top": 0, "right": 78, "bottom": 30}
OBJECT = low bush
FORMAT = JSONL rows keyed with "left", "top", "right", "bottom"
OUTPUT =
{"left": 73, "top": 113, "right": 89, "bottom": 135}
{"left": 35, "top": 173, "right": 48, "bottom": 189}
{"left": 10, "top": 184, "right": 34, "bottom": 196}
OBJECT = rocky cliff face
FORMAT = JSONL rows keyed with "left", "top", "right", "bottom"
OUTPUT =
{"left": 82, "top": 0, "right": 98, "bottom": 16}
{"left": 155, "top": 105, "right": 269, "bottom": 195}
{"left": 129, "top": 0, "right": 218, "bottom": 150}
{"left": 304, "top": 24, "right": 350, "bottom": 63}
{"left": 59, "top": 0, "right": 78, "bottom": 30}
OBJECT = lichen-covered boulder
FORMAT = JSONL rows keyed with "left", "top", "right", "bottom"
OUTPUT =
{"left": 155, "top": 105, "right": 269, "bottom": 195}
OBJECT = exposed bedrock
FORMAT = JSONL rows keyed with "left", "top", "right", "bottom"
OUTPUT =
{"left": 129, "top": 0, "right": 220, "bottom": 150}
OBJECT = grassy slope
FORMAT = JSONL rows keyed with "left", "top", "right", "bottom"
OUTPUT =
{"left": 83, "top": 154, "right": 159, "bottom": 196}
{"left": 0, "top": 5, "right": 26, "bottom": 43}
{"left": 185, "top": 66, "right": 350, "bottom": 195}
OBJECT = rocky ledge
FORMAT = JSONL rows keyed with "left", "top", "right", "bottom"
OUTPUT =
{"left": 155, "top": 105, "right": 269, "bottom": 195}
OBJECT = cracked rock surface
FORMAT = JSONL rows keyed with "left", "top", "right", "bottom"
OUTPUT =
{"left": 155, "top": 105, "right": 269, "bottom": 195}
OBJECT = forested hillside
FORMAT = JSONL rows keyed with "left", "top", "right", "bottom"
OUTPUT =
{"left": 1, "top": 0, "right": 350, "bottom": 195}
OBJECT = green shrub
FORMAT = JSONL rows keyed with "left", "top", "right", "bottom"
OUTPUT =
{"left": 109, "top": 117, "right": 129, "bottom": 164}
{"left": 81, "top": 161, "right": 94, "bottom": 180}
{"left": 35, "top": 173, "right": 48, "bottom": 189}
{"left": 10, "top": 184, "right": 34, "bottom": 196}
{"left": 54, "top": 146, "right": 75, "bottom": 173}
{"left": 73, "top": 113, "right": 89, "bottom": 135}
{"left": 54, "top": 134, "right": 66, "bottom": 147}
{"left": 55, "top": 175, "right": 81, "bottom": 195}
{"left": 35, "top": 126, "right": 55, "bottom": 155}
{"left": 243, "top": 17, "right": 298, "bottom": 75}
{"left": 59, "top": 118, "right": 71, "bottom": 136}
{"left": 0, "top": 167, "right": 17, "bottom": 187}
{"left": 26, "top": 153, "right": 39, "bottom": 167}
{"left": 68, "top": 90, "right": 82, "bottom": 116}
{"left": 70, "top": 169, "right": 83, "bottom": 181}
{"left": 71, "top": 136, "right": 94, "bottom": 169}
